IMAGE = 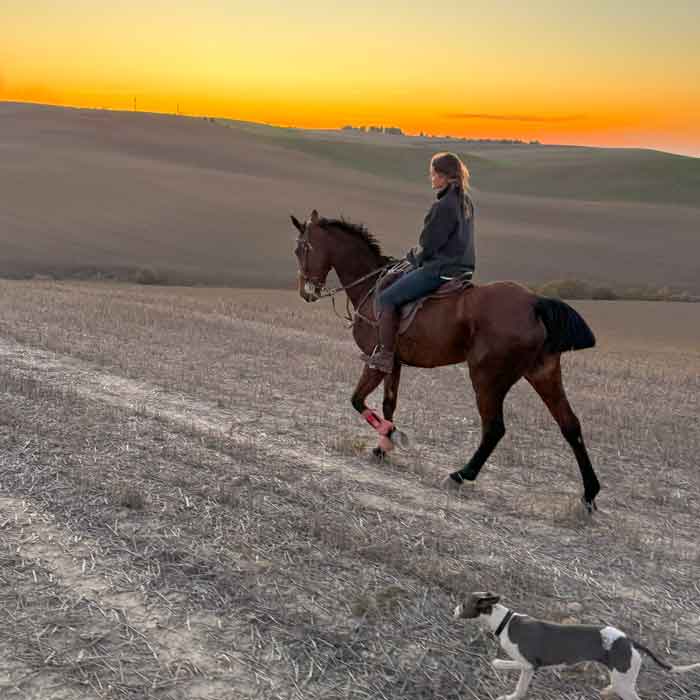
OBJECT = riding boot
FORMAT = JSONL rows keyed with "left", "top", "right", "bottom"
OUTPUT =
{"left": 367, "top": 308, "right": 399, "bottom": 374}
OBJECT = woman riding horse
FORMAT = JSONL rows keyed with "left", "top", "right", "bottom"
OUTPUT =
{"left": 291, "top": 155, "right": 601, "bottom": 512}
{"left": 367, "top": 152, "right": 475, "bottom": 374}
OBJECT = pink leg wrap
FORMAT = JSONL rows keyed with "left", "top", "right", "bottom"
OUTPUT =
{"left": 361, "top": 409, "right": 396, "bottom": 452}
{"left": 361, "top": 409, "right": 394, "bottom": 436}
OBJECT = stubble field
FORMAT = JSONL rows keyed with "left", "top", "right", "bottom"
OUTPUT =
{"left": 1, "top": 280, "right": 699, "bottom": 700}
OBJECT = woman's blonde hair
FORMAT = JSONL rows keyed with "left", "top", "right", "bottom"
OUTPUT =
{"left": 430, "top": 152, "right": 470, "bottom": 190}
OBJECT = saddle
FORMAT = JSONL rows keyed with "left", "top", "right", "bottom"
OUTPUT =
{"left": 372, "top": 262, "right": 473, "bottom": 335}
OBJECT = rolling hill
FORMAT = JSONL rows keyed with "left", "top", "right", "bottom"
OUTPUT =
{"left": 1, "top": 101, "right": 699, "bottom": 292}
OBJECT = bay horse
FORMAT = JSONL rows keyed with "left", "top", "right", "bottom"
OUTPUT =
{"left": 291, "top": 209, "right": 601, "bottom": 512}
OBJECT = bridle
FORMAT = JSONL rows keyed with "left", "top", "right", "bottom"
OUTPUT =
{"left": 295, "top": 234, "right": 323, "bottom": 294}
{"left": 295, "top": 231, "right": 392, "bottom": 324}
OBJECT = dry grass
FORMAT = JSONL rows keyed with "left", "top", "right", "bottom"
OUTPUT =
{"left": 0, "top": 280, "right": 699, "bottom": 699}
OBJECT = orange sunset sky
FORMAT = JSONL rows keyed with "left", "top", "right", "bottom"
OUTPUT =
{"left": 2, "top": 1, "right": 699, "bottom": 156}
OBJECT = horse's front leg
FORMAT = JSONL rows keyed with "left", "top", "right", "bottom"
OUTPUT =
{"left": 380, "top": 361, "right": 410, "bottom": 456}
{"left": 351, "top": 363, "right": 407, "bottom": 460}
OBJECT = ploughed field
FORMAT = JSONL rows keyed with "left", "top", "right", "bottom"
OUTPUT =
{"left": 0, "top": 280, "right": 698, "bottom": 700}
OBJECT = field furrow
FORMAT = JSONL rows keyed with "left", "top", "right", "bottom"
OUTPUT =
{"left": 1, "top": 283, "right": 699, "bottom": 699}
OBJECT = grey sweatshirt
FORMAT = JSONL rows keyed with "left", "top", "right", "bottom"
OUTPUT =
{"left": 407, "top": 183, "right": 475, "bottom": 277}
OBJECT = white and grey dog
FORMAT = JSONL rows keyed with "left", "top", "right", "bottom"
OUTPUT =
{"left": 454, "top": 592, "right": 700, "bottom": 700}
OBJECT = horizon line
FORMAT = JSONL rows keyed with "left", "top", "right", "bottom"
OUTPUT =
{"left": 2, "top": 98, "right": 698, "bottom": 160}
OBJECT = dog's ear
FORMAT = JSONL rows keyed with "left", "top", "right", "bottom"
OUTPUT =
{"left": 476, "top": 592, "right": 500, "bottom": 612}
{"left": 290, "top": 215, "right": 305, "bottom": 234}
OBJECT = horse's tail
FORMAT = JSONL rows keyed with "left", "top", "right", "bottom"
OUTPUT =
{"left": 534, "top": 297, "right": 596, "bottom": 353}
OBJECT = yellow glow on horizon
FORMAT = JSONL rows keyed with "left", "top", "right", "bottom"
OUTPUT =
{"left": 2, "top": 1, "right": 699, "bottom": 155}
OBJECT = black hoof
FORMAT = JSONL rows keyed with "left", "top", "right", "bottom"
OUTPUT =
{"left": 372, "top": 447, "right": 386, "bottom": 462}
{"left": 581, "top": 496, "right": 598, "bottom": 514}
{"left": 442, "top": 472, "right": 464, "bottom": 492}
{"left": 460, "top": 468, "right": 479, "bottom": 482}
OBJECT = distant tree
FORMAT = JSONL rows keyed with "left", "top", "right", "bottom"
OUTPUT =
{"left": 539, "top": 279, "right": 591, "bottom": 299}
{"left": 590, "top": 286, "right": 618, "bottom": 300}
{"left": 135, "top": 266, "right": 161, "bottom": 285}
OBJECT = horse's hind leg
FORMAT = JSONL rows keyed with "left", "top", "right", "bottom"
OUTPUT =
{"left": 525, "top": 353, "right": 601, "bottom": 511}
{"left": 351, "top": 364, "right": 403, "bottom": 458}
{"left": 447, "top": 365, "right": 515, "bottom": 488}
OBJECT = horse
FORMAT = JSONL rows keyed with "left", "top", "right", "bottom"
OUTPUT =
{"left": 291, "top": 209, "right": 601, "bottom": 512}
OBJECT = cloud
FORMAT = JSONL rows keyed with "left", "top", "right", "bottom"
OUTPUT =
{"left": 444, "top": 112, "right": 585, "bottom": 123}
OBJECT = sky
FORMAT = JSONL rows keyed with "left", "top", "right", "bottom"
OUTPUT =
{"left": 2, "top": 1, "right": 699, "bottom": 156}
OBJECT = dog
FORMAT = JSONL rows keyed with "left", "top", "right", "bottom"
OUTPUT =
{"left": 454, "top": 592, "right": 700, "bottom": 700}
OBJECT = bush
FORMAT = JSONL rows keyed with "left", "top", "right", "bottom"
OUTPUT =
{"left": 590, "top": 286, "right": 618, "bottom": 300}
{"left": 533, "top": 279, "right": 698, "bottom": 302}
{"left": 135, "top": 266, "right": 161, "bottom": 285}
{"left": 538, "top": 279, "right": 591, "bottom": 299}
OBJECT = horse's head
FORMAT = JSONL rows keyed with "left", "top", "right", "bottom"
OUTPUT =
{"left": 291, "top": 209, "right": 332, "bottom": 302}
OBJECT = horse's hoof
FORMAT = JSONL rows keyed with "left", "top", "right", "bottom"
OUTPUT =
{"left": 442, "top": 472, "right": 464, "bottom": 493}
{"left": 581, "top": 495, "right": 598, "bottom": 514}
{"left": 390, "top": 429, "right": 410, "bottom": 450}
{"left": 372, "top": 446, "right": 386, "bottom": 462}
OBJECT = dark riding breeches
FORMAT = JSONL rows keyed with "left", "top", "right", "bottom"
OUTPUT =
{"left": 378, "top": 267, "right": 444, "bottom": 310}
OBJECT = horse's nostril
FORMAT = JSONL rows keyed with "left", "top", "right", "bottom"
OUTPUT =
{"left": 303, "top": 282, "right": 320, "bottom": 301}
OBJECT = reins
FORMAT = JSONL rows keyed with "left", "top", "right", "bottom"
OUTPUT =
{"left": 296, "top": 229, "right": 401, "bottom": 327}
{"left": 321, "top": 265, "right": 391, "bottom": 326}
{"left": 300, "top": 256, "right": 399, "bottom": 327}
{"left": 316, "top": 265, "right": 388, "bottom": 300}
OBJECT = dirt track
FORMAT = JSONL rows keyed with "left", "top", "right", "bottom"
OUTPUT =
{"left": 1, "top": 282, "right": 699, "bottom": 699}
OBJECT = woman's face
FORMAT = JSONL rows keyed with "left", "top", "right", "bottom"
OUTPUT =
{"left": 430, "top": 167, "right": 449, "bottom": 190}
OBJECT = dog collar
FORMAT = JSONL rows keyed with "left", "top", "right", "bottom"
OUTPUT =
{"left": 494, "top": 609, "right": 515, "bottom": 638}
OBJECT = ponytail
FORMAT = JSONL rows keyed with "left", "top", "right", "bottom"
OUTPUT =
{"left": 431, "top": 152, "right": 470, "bottom": 217}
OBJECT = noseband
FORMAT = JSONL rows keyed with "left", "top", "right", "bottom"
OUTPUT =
{"left": 296, "top": 235, "right": 324, "bottom": 296}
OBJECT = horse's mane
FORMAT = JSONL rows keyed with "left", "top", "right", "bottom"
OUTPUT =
{"left": 318, "top": 217, "right": 393, "bottom": 263}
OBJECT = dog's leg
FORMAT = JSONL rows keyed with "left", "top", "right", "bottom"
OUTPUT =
{"left": 610, "top": 649, "right": 642, "bottom": 700}
{"left": 599, "top": 682, "right": 615, "bottom": 698}
{"left": 497, "top": 667, "right": 534, "bottom": 700}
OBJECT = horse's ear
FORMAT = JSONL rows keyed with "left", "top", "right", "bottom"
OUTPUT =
{"left": 310, "top": 209, "right": 320, "bottom": 224}
{"left": 290, "top": 215, "right": 304, "bottom": 234}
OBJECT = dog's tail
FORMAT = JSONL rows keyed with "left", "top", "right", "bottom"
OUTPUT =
{"left": 671, "top": 662, "right": 700, "bottom": 674}
{"left": 632, "top": 640, "right": 700, "bottom": 673}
